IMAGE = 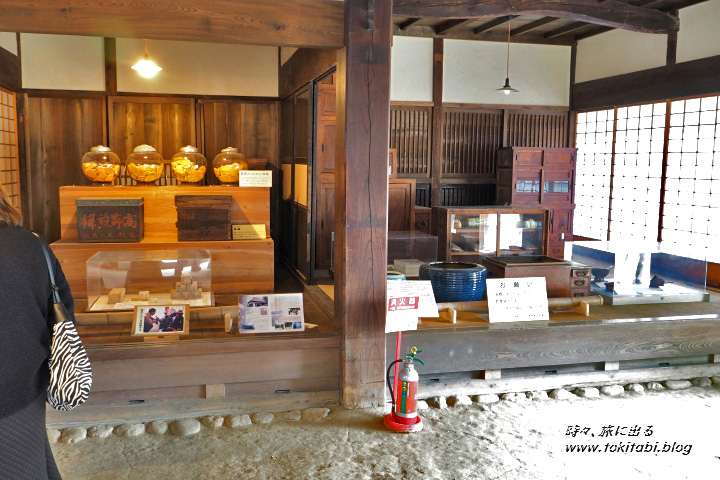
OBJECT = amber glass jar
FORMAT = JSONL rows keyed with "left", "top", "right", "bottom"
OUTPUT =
{"left": 126, "top": 144, "right": 165, "bottom": 183}
{"left": 81, "top": 146, "right": 122, "bottom": 185}
{"left": 171, "top": 146, "right": 207, "bottom": 184}
{"left": 212, "top": 147, "right": 248, "bottom": 184}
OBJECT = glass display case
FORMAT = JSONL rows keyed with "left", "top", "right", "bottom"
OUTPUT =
{"left": 387, "top": 230, "right": 438, "bottom": 264}
{"left": 569, "top": 241, "right": 709, "bottom": 305}
{"left": 433, "top": 206, "right": 548, "bottom": 262}
{"left": 86, "top": 249, "right": 213, "bottom": 311}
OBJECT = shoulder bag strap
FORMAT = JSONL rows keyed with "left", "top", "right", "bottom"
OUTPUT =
{"left": 32, "top": 232, "right": 62, "bottom": 304}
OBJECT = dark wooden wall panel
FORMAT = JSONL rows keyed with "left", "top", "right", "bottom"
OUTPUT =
{"left": 389, "top": 106, "right": 431, "bottom": 177}
{"left": 279, "top": 48, "right": 337, "bottom": 99}
{"left": 0, "top": 46, "right": 20, "bottom": 92}
{"left": 442, "top": 108, "right": 503, "bottom": 175}
{"left": 26, "top": 96, "right": 105, "bottom": 242}
{"left": 507, "top": 111, "right": 569, "bottom": 148}
{"left": 109, "top": 96, "right": 196, "bottom": 163}
{"left": 202, "top": 100, "right": 279, "bottom": 164}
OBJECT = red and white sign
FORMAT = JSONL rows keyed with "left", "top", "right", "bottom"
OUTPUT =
{"left": 388, "top": 296, "right": 420, "bottom": 312}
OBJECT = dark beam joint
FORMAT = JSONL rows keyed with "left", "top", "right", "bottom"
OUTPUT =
{"left": 545, "top": 21, "right": 587, "bottom": 39}
{"left": 398, "top": 17, "right": 423, "bottom": 30}
{"left": 435, "top": 18, "right": 475, "bottom": 36}
{"left": 511, "top": 17, "right": 557, "bottom": 36}
{"left": 472, "top": 15, "right": 517, "bottom": 35}
{"left": 574, "top": 25, "right": 613, "bottom": 40}
{"left": 393, "top": 0, "right": 679, "bottom": 33}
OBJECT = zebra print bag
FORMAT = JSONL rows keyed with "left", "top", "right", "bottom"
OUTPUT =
{"left": 36, "top": 236, "right": 92, "bottom": 411}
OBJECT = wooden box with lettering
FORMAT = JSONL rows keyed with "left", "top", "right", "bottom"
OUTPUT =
{"left": 481, "top": 255, "right": 572, "bottom": 298}
{"left": 76, "top": 198, "right": 144, "bottom": 243}
{"left": 175, "top": 195, "right": 232, "bottom": 241}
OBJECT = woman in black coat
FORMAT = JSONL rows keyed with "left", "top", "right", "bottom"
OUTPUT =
{"left": 0, "top": 186, "right": 72, "bottom": 480}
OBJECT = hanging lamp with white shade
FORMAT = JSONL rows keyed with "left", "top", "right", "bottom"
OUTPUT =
{"left": 132, "top": 39, "right": 163, "bottom": 79}
{"left": 497, "top": 17, "right": 519, "bottom": 95}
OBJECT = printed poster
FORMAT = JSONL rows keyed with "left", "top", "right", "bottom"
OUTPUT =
{"left": 238, "top": 293, "right": 304, "bottom": 333}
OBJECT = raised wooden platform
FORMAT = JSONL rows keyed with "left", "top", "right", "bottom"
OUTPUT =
{"left": 52, "top": 185, "right": 275, "bottom": 308}
{"left": 48, "top": 291, "right": 339, "bottom": 427}
{"left": 388, "top": 301, "right": 720, "bottom": 392}
{"left": 58, "top": 185, "right": 270, "bottom": 241}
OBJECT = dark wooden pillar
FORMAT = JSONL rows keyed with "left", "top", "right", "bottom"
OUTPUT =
{"left": 335, "top": 0, "right": 392, "bottom": 407}
{"left": 430, "top": 38, "right": 443, "bottom": 207}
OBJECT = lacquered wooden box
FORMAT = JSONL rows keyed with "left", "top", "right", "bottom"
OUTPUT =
{"left": 76, "top": 197, "right": 144, "bottom": 243}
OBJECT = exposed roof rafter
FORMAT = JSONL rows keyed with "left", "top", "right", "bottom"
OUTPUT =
{"left": 435, "top": 18, "right": 476, "bottom": 35}
{"left": 472, "top": 15, "right": 518, "bottom": 35}
{"left": 511, "top": 17, "right": 558, "bottom": 36}
{"left": 393, "top": 0, "right": 679, "bottom": 34}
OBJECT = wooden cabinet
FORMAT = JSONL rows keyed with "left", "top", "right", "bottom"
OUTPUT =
{"left": 432, "top": 205, "right": 549, "bottom": 262}
{"left": 496, "top": 147, "right": 577, "bottom": 255}
{"left": 388, "top": 178, "right": 416, "bottom": 232}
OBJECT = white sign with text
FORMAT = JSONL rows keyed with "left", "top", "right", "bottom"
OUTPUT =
{"left": 238, "top": 170, "right": 272, "bottom": 187}
{"left": 486, "top": 277, "right": 549, "bottom": 323}
{"left": 385, "top": 280, "right": 439, "bottom": 333}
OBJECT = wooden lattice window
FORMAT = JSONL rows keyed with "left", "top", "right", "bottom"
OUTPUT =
{"left": 609, "top": 103, "right": 666, "bottom": 242}
{"left": 507, "top": 111, "right": 569, "bottom": 148}
{"left": 0, "top": 87, "right": 20, "bottom": 212}
{"left": 575, "top": 109, "right": 613, "bottom": 240}
{"left": 662, "top": 96, "right": 720, "bottom": 261}
{"left": 389, "top": 106, "right": 431, "bottom": 177}
{"left": 442, "top": 108, "right": 502, "bottom": 175}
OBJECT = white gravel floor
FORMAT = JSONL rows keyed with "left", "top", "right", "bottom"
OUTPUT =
{"left": 51, "top": 384, "right": 720, "bottom": 480}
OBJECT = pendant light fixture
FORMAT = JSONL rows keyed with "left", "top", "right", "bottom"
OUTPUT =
{"left": 132, "top": 39, "right": 162, "bottom": 79}
{"left": 496, "top": 17, "right": 519, "bottom": 95}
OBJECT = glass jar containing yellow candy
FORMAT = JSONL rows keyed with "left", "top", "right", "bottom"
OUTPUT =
{"left": 170, "top": 146, "right": 207, "bottom": 184}
{"left": 212, "top": 147, "right": 248, "bottom": 185}
{"left": 126, "top": 144, "right": 165, "bottom": 184}
{"left": 81, "top": 145, "right": 122, "bottom": 185}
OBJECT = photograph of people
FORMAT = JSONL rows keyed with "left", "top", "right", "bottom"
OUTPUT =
{"left": 143, "top": 307, "right": 161, "bottom": 332}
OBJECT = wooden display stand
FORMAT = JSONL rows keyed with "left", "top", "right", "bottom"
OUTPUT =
{"left": 51, "top": 185, "right": 274, "bottom": 308}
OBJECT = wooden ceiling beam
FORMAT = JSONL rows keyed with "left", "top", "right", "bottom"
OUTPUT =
{"left": 511, "top": 17, "right": 558, "bottom": 36}
{"left": 398, "top": 18, "right": 424, "bottom": 31}
{"left": 435, "top": 18, "right": 476, "bottom": 35}
{"left": 0, "top": 0, "right": 344, "bottom": 48}
{"left": 472, "top": 15, "right": 518, "bottom": 35}
{"left": 544, "top": 21, "right": 587, "bottom": 38}
{"left": 393, "top": 0, "right": 679, "bottom": 33}
{"left": 573, "top": 25, "right": 614, "bottom": 40}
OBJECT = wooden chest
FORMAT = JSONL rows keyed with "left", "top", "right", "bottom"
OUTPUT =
{"left": 175, "top": 195, "right": 232, "bottom": 241}
{"left": 76, "top": 197, "right": 144, "bottom": 243}
{"left": 481, "top": 255, "right": 572, "bottom": 298}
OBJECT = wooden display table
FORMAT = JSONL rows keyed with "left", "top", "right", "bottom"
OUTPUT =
{"left": 388, "top": 300, "right": 720, "bottom": 396}
{"left": 51, "top": 185, "right": 274, "bottom": 309}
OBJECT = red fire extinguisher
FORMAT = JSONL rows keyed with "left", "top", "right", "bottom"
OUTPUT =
{"left": 384, "top": 346, "right": 424, "bottom": 433}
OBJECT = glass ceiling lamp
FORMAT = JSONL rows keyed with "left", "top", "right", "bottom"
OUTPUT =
{"left": 497, "top": 17, "right": 519, "bottom": 95}
{"left": 132, "top": 39, "right": 162, "bottom": 79}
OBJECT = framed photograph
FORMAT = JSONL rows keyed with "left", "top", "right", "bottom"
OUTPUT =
{"left": 132, "top": 304, "right": 190, "bottom": 337}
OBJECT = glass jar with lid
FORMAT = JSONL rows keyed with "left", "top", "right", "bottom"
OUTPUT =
{"left": 81, "top": 145, "right": 122, "bottom": 185}
{"left": 212, "top": 147, "right": 248, "bottom": 184}
{"left": 126, "top": 144, "right": 165, "bottom": 183}
{"left": 170, "top": 145, "right": 207, "bottom": 184}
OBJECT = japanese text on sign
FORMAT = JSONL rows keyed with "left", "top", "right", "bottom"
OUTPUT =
{"left": 239, "top": 170, "right": 272, "bottom": 187}
{"left": 486, "top": 277, "right": 549, "bottom": 323}
{"left": 388, "top": 296, "right": 420, "bottom": 312}
{"left": 79, "top": 213, "right": 140, "bottom": 241}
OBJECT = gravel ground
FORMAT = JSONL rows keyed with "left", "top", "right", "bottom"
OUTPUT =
{"left": 51, "top": 385, "right": 720, "bottom": 480}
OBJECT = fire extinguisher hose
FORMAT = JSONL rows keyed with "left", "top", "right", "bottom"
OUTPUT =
{"left": 386, "top": 359, "right": 404, "bottom": 407}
